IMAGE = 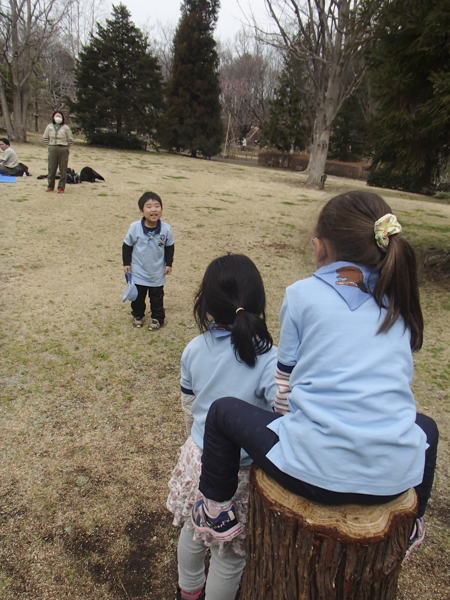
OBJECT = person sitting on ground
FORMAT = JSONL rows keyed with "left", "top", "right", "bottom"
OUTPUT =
{"left": 0, "top": 138, "right": 20, "bottom": 175}
{"left": 192, "top": 191, "right": 439, "bottom": 563}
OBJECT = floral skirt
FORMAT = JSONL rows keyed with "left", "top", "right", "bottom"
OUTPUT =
{"left": 167, "top": 436, "right": 250, "bottom": 557}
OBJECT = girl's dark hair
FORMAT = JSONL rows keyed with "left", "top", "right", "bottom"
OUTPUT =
{"left": 138, "top": 191, "right": 162, "bottom": 210}
{"left": 315, "top": 191, "right": 423, "bottom": 351}
{"left": 0, "top": 138, "right": 9, "bottom": 145}
{"left": 194, "top": 254, "right": 273, "bottom": 367}
{"left": 52, "top": 111, "right": 65, "bottom": 125}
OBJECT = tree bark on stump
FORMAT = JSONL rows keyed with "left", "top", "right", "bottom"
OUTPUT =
{"left": 240, "top": 466, "right": 417, "bottom": 600}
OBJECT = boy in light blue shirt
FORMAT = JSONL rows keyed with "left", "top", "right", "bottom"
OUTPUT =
{"left": 123, "top": 192, "right": 174, "bottom": 330}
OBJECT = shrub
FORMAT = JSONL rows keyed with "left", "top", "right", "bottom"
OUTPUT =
{"left": 258, "top": 152, "right": 309, "bottom": 170}
{"left": 367, "top": 167, "right": 432, "bottom": 194}
{"left": 258, "top": 151, "right": 369, "bottom": 180}
{"left": 89, "top": 132, "right": 146, "bottom": 151}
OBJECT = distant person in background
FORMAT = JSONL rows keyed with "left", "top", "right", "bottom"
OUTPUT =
{"left": 0, "top": 138, "right": 20, "bottom": 175}
{"left": 242, "top": 137, "right": 247, "bottom": 150}
{"left": 43, "top": 111, "right": 73, "bottom": 193}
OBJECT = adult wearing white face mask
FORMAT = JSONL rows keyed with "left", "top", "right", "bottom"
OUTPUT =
{"left": 43, "top": 111, "right": 73, "bottom": 193}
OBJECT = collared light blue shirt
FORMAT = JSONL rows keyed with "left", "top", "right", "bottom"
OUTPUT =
{"left": 124, "top": 219, "right": 174, "bottom": 286}
{"left": 181, "top": 329, "right": 277, "bottom": 466}
{"left": 267, "top": 262, "right": 426, "bottom": 495}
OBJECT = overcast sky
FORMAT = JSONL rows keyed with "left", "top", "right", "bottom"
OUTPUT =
{"left": 119, "top": 0, "right": 271, "bottom": 42}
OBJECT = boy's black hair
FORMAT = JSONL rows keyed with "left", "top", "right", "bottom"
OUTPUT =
{"left": 0, "top": 138, "right": 9, "bottom": 146}
{"left": 138, "top": 192, "right": 162, "bottom": 210}
{"left": 52, "top": 111, "right": 65, "bottom": 125}
{"left": 194, "top": 254, "right": 273, "bottom": 367}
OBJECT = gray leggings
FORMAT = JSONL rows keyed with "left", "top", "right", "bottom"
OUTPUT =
{"left": 177, "top": 521, "right": 246, "bottom": 600}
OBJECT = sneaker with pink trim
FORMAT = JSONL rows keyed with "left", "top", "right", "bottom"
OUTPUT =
{"left": 404, "top": 517, "right": 425, "bottom": 561}
{"left": 191, "top": 497, "right": 243, "bottom": 542}
{"left": 175, "top": 584, "right": 205, "bottom": 600}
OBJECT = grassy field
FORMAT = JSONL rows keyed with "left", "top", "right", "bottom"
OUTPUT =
{"left": 0, "top": 134, "right": 449, "bottom": 599}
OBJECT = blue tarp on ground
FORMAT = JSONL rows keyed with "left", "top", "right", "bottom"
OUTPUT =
{"left": 0, "top": 175, "right": 17, "bottom": 182}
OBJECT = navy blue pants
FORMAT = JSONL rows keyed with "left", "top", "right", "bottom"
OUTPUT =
{"left": 199, "top": 398, "right": 438, "bottom": 518}
{"left": 131, "top": 284, "right": 165, "bottom": 324}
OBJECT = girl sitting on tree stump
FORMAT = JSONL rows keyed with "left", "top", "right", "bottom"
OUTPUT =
{"left": 192, "top": 191, "right": 438, "bottom": 565}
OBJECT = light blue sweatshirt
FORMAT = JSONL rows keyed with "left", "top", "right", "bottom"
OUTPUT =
{"left": 124, "top": 219, "right": 174, "bottom": 287}
{"left": 267, "top": 262, "right": 426, "bottom": 495}
{"left": 181, "top": 329, "right": 278, "bottom": 466}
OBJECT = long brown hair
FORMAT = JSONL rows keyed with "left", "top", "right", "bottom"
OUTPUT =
{"left": 315, "top": 191, "right": 423, "bottom": 351}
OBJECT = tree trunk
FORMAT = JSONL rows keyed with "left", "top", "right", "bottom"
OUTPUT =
{"left": 305, "top": 72, "right": 341, "bottom": 187}
{"left": 21, "top": 79, "right": 29, "bottom": 136}
{"left": 9, "top": 0, "right": 27, "bottom": 142}
{"left": 35, "top": 98, "right": 39, "bottom": 131}
{"left": 240, "top": 466, "right": 417, "bottom": 600}
{"left": 306, "top": 119, "right": 331, "bottom": 187}
{"left": 12, "top": 83, "right": 27, "bottom": 143}
{"left": 0, "top": 79, "right": 15, "bottom": 139}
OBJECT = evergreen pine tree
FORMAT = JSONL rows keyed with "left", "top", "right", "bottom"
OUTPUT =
{"left": 367, "top": 0, "right": 450, "bottom": 191}
{"left": 164, "top": 0, "right": 223, "bottom": 158}
{"left": 69, "top": 4, "right": 164, "bottom": 148}
{"left": 260, "top": 57, "right": 306, "bottom": 153}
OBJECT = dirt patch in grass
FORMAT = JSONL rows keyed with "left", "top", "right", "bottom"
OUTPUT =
{"left": 0, "top": 133, "right": 449, "bottom": 599}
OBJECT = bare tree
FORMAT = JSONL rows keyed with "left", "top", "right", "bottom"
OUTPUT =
{"left": 220, "top": 29, "right": 280, "bottom": 140}
{"left": 253, "top": 0, "right": 379, "bottom": 187}
{"left": 64, "top": 0, "right": 108, "bottom": 57}
{"left": 146, "top": 20, "right": 176, "bottom": 82}
{"left": 41, "top": 42, "right": 76, "bottom": 108}
{"left": 0, "top": 0, "right": 70, "bottom": 141}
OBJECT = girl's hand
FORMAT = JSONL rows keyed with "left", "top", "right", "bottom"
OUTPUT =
{"left": 165, "top": 266, "right": 172, "bottom": 275}
{"left": 124, "top": 265, "right": 130, "bottom": 274}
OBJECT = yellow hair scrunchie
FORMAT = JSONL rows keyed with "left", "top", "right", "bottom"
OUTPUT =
{"left": 374, "top": 213, "right": 402, "bottom": 250}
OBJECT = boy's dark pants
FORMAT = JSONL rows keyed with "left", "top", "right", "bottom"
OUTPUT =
{"left": 131, "top": 284, "right": 165, "bottom": 324}
{"left": 199, "top": 398, "right": 438, "bottom": 519}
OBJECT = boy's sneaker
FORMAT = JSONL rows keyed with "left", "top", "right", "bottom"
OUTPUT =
{"left": 175, "top": 585, "right": 205, "bottom": 600}
{"left": 404, "top": 517, "right": 426, "bottom": 561}
{"left": 132, "top": 317, "right": 144, "bottom": 328}
{"left": 148, "top": 319, "right": 161, "bottom": 331}
{"left": 191, "top": 497, "right": 243, "bottom": 542}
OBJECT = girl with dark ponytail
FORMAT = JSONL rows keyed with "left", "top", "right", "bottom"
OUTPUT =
{"left": 192, "top": 192, "right": 438, "bottom": 567}
{"left": 167, "top": 254, "right": 278, "bottom": 600}
{"left": 193, "top": 254, "right": 273, "bottom": 366}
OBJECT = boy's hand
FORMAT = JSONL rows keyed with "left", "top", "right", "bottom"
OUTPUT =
{"left": 124, "top": 265, "right": 131, "bottom": 274}
{"left": 165, "top": 266, "right": 172, "bottom": 275}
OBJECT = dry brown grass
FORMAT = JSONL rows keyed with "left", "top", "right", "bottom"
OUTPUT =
{"left": 0, "top": 133, "right": 449, "bottom": 599}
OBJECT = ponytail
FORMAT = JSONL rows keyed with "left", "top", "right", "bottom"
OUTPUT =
{"left": 193, "top": 254, "right": 273, "bottom": 367}
{"left": 315, "top": 191, "right": 424, "bottom": 351}
{"left": 231, "top": 310, "right": 273, "bottom": 367}
{"left": 374, "top": 235, "right": 423, "bottom": 351}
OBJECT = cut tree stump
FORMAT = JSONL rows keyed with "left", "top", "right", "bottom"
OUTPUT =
{"left": 240, "top": 466, "right": 417, "bottom": 600}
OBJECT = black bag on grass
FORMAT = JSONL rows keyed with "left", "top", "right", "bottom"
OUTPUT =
{"left": 66, "top": 168, "right": 81, "bottom": 184}
{"left": 80, "top": 166, "right": 105, "bottom": 183}
{"left": 17, "top": 162, "right": 30, "bottom": 176}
